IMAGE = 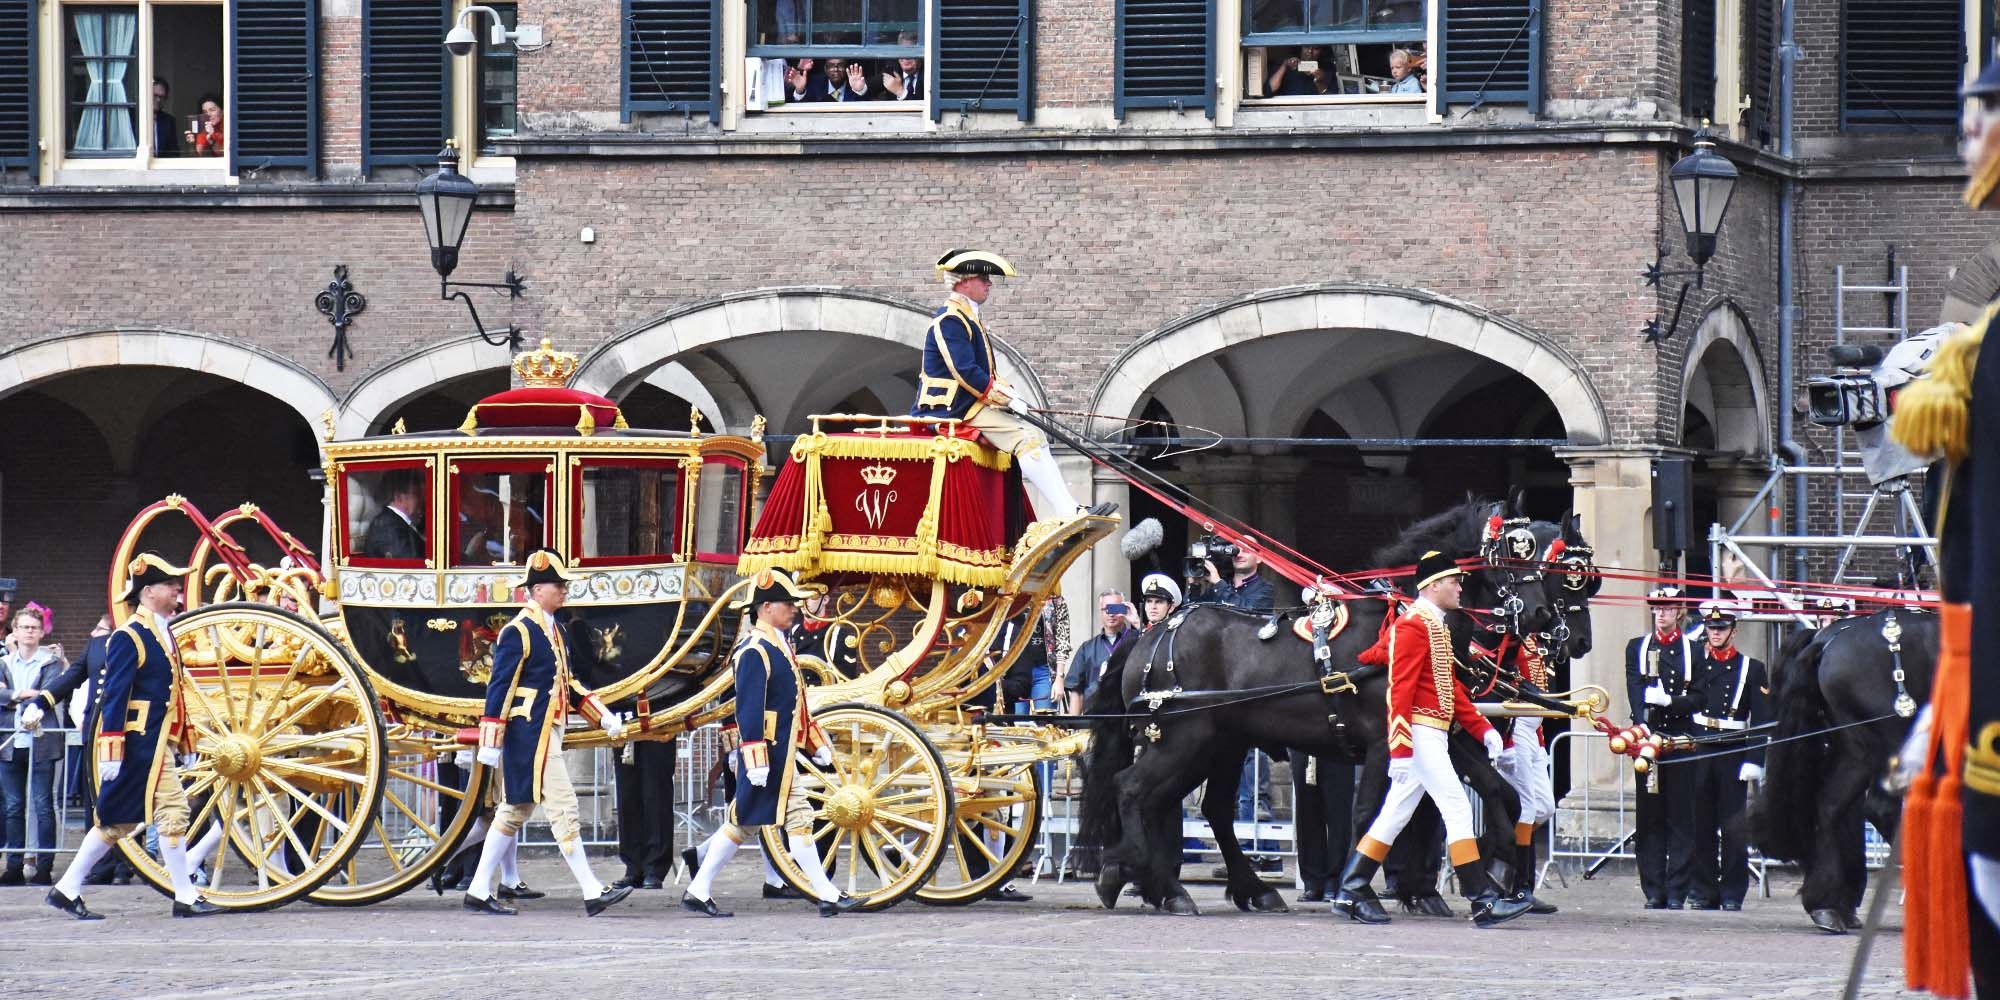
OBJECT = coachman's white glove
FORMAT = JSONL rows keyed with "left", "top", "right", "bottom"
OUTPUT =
{"left": 1388, "top": 757, "right": 1413, "bottom": 782}
{"left": 476, "top": 746, "right": 503, "bottom": 768}
{"left": 601, "top": 714, "right": 625, "bottom": 741}
{"left": 18, "top": 703, "right": 43, "bottom": 733}
{"left": 1738, "top": 762, "right": 1764, "bottom": 783}
{"left": 1644, "top": 684, "right": 1671, "bottom": 708}
{"left": 1483, "top": 729, "right": 1506, "bottom": 762}
{"left": 812, "top": 744, "right": 834, "bottom": 768}
{"left": 454, "top": 749, "right": 474, "bottom": 768}
{"left": 747, "top": 765, "right": 770, "bottom": 787}
{"left": 98, "top": 760, "right": 121, "bottom": 784}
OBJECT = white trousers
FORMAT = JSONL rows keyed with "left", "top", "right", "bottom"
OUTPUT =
{"left": 1494, "top": 717, "right": 1555, "bottom": 827}
{"left": 1363, "top": 726, "right": 1476, "bottom": 847}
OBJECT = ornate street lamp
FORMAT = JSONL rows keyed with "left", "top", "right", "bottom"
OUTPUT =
{"left": 417, "top": 145, "right": 524, "bottom": 350}
{"left": 1642, "top": 126, "right": 1740, "bottom": 343}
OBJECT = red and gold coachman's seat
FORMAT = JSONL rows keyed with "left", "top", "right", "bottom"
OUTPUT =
{"left": 739, "top": 416, "right": 1032, "bottom": 588}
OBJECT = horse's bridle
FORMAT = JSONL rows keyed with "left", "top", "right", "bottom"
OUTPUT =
{"left": 1479, "top": 516, "right": 1547, "bottom": 640}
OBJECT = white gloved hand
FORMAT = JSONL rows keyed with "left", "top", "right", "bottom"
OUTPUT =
{"left": 18, "top": 703, "right": 43, "bottom": 733}
{"left": 1644, "top": 684, "right": 1671, "bottom": 708}
{"left": 1006, "top": 395, "right": 1029, "bottom": 416}
{"left": 1738, "top": 762, "right": 1764, "bottom": 783}
{"left": 453, "top": 749, "right": 474, "bottom": 768}
{"left": 476, "top": 746, "right": 503, "bottom": 768}
{"left": 98, "top": 760, "right": 121, "bottom": 784}
{"left": 601, "top": 715, "right": 625, "bottom": 740}
{"left": 748, "top": 765, "right": 770, "bottom": 787}
{"left": 1388, "top": 757, "right": 1413, "bottom": 782}
{"left": 812, "top": 744, "right": 834, "bottom": 768}
{"left": 1483, "top": 729, "right": 1506, "bottom": 762}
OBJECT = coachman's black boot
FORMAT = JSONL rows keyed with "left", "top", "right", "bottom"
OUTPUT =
{"left": 1330, "top": 852, "right": 1391, "bottom": 924}
{"left": 1516, "top": 843, "right": 1556, "bottom": 914}
{"left": 1459, "top": 860, "right": 1531, "bottom": 927}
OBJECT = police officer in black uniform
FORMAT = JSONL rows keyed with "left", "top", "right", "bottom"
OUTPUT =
{"left": 1684, "top": 601, "right": 1768, "bottom": 910}
{"left": 1625, "top": 585, "right": 1700, "bottom": 908}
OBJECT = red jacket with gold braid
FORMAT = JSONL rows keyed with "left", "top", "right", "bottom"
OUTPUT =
{"left": 1380, "top": 599, "right": 1494, "bottom": 759}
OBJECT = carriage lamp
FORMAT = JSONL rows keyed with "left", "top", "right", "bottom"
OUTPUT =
{"left": 416, "top": 145, "right": 524, "bottom": 351}
{"left": 1640, "top": 125, "right": 1740, "bottom": 343}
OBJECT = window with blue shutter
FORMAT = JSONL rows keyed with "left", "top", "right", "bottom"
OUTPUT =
{"left": 0, "top": 0, "right": 30, "bottom": 171}
{"left": 1681, "top": 0, "right": 1715, "bottom": 121}
{"left": 1744, "top": 0, "right": 1775, "bottom": 145}
{"left": 1118, "top": 0, "right": 1210, "bottom": 118}
{"left": 1440, "top": 0, "right": 1540, "bottom": 109}
{"left": 624, "top": 0, "right": 719, "bottom": 122}
{"left": 933, "top": 0, "right": 1033, "bottom": 121}
{"left": 232, "top": 0, "right": 319, "bottom": 176}
{"left": 362, "top": 0, "right": 449, "bottom": 174}
{"left": 1841, "top": 0, "right": 1961, "bottom": 130}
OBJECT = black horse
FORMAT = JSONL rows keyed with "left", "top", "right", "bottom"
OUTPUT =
{"left": 1750, "top": 607, "right": 1935, "bottom": 934}
{"left": 1079, "top": 499, "right": 1581, "bottom": 915}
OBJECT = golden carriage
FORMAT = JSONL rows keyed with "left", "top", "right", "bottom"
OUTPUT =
{"left": 100, "top": 341, "right": 1111, "bottom": 911}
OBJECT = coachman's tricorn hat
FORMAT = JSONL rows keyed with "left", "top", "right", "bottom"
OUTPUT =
{"left": 121, "top": 553, "right": 190, "bottom": 605}
{"left": 730, "top": 568, "right": 822, "bottom": 611}
{"left": 1412, "top": 550, "right": 1463, "bottom": 592}
{"left": 935, "top": 249, "right": 1020, "bottom": 283}
{"left": 513, "top": 548, "right": 581, "bottom": 591}
{"left": 1966, "top": 51, "right": 2000, "bottom": 99}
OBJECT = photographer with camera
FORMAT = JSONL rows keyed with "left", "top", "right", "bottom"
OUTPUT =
{"left": 1189, "top": 537, "right": 1279, "bottom": 864}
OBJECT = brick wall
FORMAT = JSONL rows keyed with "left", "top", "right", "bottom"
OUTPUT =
{"left": 1542, "top": 0, "right": 1673, "bottom": 112}
{"left": 322, "top": 12, "right": 364, "bottom": 176}
{"left": 518, "top": 0, "right": 624, "bottom": 118}
{"left": 1036, "top": 0, "right": 1114, "bottom": 109}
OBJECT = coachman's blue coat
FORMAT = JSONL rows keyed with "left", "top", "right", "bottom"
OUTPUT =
{"left": 484, "top": 607, "right": 592, "bottom": 805}
{"left": 93, "top": 606, "right": 184, "bottom": 826}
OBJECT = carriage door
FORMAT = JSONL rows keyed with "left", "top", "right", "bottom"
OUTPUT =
{"left": 448, "top": 459, "right": 554, "bottom": 572}
{"left": 691, "top": 455, "right": 747, "bottom": 565}
{"left": 573, "top": 457, "right": 683, "bottom": 566}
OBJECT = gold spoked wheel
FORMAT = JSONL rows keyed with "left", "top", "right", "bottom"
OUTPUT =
{"left": 762, "top": 704, "right": 953, "bottom": 911}
{"left": 307, "top": 729, "right": 487, "bottom": 906}
{"left": 114, "top": 603, "right": 388, "bottom": 912}
{"left": 917, "top": 742, "right": 1044, "bottom": 906}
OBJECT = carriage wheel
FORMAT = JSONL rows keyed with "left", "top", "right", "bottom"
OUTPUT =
{"left": 761, "top": 704, "right": 953, "bottom": 912}
{"left": 111, "top": 603, "right": 388, "bottom": 912}
{"left": 305, "top": 731, "right": 488, "bottom": 906}
{"left": 916, "top": 747, "right": 1044, "bottom": 906}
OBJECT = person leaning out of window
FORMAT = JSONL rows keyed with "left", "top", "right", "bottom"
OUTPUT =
{"left": 184, "top": 96, "right": 224, "bottom": 157}
{"left": 1269, "top": 45, "right": 1331, "bottom": 96}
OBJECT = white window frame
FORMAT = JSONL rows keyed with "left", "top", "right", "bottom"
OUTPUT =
{"left": 452, "top": 0, "right": 516, "bottom": 183}
{"left": 1229, "top": 0, "right": 1440, "bottom": 117}
{"left": 725, "top": 0, "right": 932, "bottom": 126}
{"left": 40, "top": 0, "right": 234, "bottom": 185}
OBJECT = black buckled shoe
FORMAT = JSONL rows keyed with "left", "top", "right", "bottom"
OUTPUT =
{"left": 498, "top": 882, "right": 546, "bottom": 901}
{"left": 1084, "top": 502, "right": 1120, "bottom": 517}
{"left": 989, "top": 882, "right": 1033, "bottom": 902}
{"left": 762, "top": 883, "right": 804, "bottom": 900}
{"left": 172, "top": 897, "right": 225, "bottom": 918}
{"left": 818, "top": 893, "right": 864, "bottom": 917}
{"left": 1329, "top": 853, "right": 1390, "bottom": 925}
{"left": 681, "top": 892, "right": 731, "bottom": 918}
{"left": 462, "top": 893, "right": 518, "bottom": 916}
{"left": 46, "top": 887, "right": 104, "bottom": 921}
{"left": 585, "top": 884, "right": 633, "bottom": 917}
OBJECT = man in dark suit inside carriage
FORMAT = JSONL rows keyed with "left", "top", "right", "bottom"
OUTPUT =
{"left": 1625, "top": 585, "right": 1701, "bottom": 909}
{"left": 1683, "top": 601, "right": 1768, "bottom": 911}
{"left": 362, "top": 470, "right": 425, "bottom": 560}
{"left": 46, "top": 554, "right": 221, "bottom": 920}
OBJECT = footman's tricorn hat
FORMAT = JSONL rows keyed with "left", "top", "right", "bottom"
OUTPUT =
{"left": 1412, "top": 550, "right": 1463, "bottom": 592}
{"left": 935, "top": 249, "right": 1020, "bottom": 283}
{"left": 121, "top": 553, "right": 190, "bottom": 605}
{"left": 731, "top": 567, "right": 823, "bottom": 611}
{"left": 514, "top": 548, "right": 581, "bottom": 591}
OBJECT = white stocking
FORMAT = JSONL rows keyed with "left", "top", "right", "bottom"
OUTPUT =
{"left": 559, "top": 842, "right": 604, "bottom": 898}
{"left": 1015, "top": 444, "right": 1080, "bottom": 514}
{"left": 56, "top": 829, "right": 118, "bottom": 897}
{"left": 185, "top": 822, "right": 224, "bottom": 871}
{"left": 687, "top": 829, "right": 739, "bottom": 901}
{"left": 161, "top": 836, "right": 199, "bottom": 905}
{"left": 500, "top": 836, "right": 522, "bottom": 886}
{"left": 788, "top": 833, "right": 840, "bottom": 903}
{"left": 466, "top": 824, "right": 513, "bottom": 901}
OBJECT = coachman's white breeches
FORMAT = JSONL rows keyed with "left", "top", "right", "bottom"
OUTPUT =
{"left": 1495, "top": 717, "right": 1555, "bottom": 827}
{"left": 1363, "top": 727, "right": 1476, "bottom": 847}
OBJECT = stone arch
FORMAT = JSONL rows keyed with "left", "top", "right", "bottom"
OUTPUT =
{"left": 338, "top": 333, "right": 516, "bottom": 439}
{"left": 0, "top": 328, "right": 337, "bottom": 429}
{"left": 1679, "top": 301, "right": 1770, "bottom": 456}
{"left": 1087, "top": 284, "right": 1610, "bottom": 445}
{"left": 571, "top": 287, "right": 1049, "bottom": 431}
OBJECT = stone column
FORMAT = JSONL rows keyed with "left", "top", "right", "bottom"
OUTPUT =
{"left": 1072, "top": 453, "right": 1129, "bottom": 641}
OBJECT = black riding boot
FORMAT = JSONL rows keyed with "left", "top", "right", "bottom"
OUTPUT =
{"left": 1516, "top": 843, "right": 1556, "bottom": 914}
{"left": 1331, "top": 852, "right": 1390, "bottom": 924}
{"left": 1459, "top": 859, "right": 1531, "bottom": 927}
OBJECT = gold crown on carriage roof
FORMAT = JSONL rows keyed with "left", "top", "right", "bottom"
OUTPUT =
{"left": 513, "top": 338, "right": 580, "bottom": 388}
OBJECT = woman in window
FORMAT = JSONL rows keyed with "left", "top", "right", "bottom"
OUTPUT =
{"left": 1268, "top": 45, "right": 1330, "bottom": 96}
{"left": 184, "top": 96, "right": 224, "bottom": 156}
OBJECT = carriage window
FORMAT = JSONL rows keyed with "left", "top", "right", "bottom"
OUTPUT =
{"left": 693, "top": 459, "right": 746, "bottom": 559}
{"left": 342, "top": 463, "right": 432, "bottom": 566}
{"left": 577, "top": 462, "right": 681, "bottom": 564}
{"left": 452, "top": 463, "right": 550, "bottom": 567}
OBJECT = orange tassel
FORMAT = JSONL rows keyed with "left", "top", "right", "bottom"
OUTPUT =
{"left": 1908, "top": 602, "right": 1974, "bottom": 997}
{"left": 1906, "top": 770, "right": 1936, "bottom": 992}
{"left": 1930, "top": 773, "right": 1969, "bottom": 998}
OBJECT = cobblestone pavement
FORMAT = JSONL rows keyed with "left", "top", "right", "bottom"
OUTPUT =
{"left": 0, "top": 856, "right": 1907, "bottom": 1000}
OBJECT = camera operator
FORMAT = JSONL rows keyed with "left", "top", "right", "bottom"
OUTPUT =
{"left": 1193, "top": 541, "right": 1275, "bottom": 613}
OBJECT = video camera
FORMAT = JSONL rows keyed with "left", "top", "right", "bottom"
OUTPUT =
{"left": 1184, "top": 535, "right": 1238, "bottom": 581}
{"left": 1806, "top": 344, "right": 1888, "bottom": 429}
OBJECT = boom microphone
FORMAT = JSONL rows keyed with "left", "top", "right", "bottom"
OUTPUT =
{"left": 1120, "top": 517, "right": 1164, "bottom": 562}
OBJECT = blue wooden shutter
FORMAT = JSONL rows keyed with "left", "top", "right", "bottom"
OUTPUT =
{"left": 1441, "top": 0, "right": 1542, "bottom": 110}
{"left": 0, "top": 0, "right": 32, "bottom": 171}
{"left": 362, "top": 0, "right": 450, "bottom": 174}
{"left": 1841, "top": 0, "right": 1962, "bottom": 130}
{"left": 1745, "top": 0, "right": 1775, "bottom": 145}
{"left": 1114, "top": 0, "right": 1210, "bottom": 119}
{"left": 231, "top": 0, "right": 320, "bottom": 177}
{"left": 933, "top": 0, "right": 1034, "bottom": 122}
{"left": 623, "top": 0, "right": 719, "bottom": 123}
{"left": 1681, "top": 0, "right": 1716, "bottom": 120}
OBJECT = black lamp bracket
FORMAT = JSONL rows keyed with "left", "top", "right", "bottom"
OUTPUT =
{"left": 1640, "top": 255, "right": 1708, "bottom": 344}
{"left": 441, "top": 269, "right": 526, "bottom": 351}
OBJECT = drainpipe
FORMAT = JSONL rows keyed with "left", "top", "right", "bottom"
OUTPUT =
{"left": 1775, "top": 0, "right": 1808, "bottom": 583}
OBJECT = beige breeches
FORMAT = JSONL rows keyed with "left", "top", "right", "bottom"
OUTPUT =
{"left": 494, "top": 749, "right": 582, "bottom": 849}
{"left": 101, "top": 760, "right": 192, "bottom": 843}
{"left": 963, "top": 405, "right": 1046, "bottom": 455}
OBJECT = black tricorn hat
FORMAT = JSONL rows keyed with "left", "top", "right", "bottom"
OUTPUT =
{"left": 730, "top": 567, "right": 823, "bottom": 611}
{"left": 121, "top": 553, "right": 190, "bottom": 605}
{"left": 513, "top": 548, "right": 581, "bottom": 591}
{"left": 1412, "top": 550, "right": 1463, "bottom": 592}
{"left": 935, "top": 248, "right": 1020, "bottom": 282}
